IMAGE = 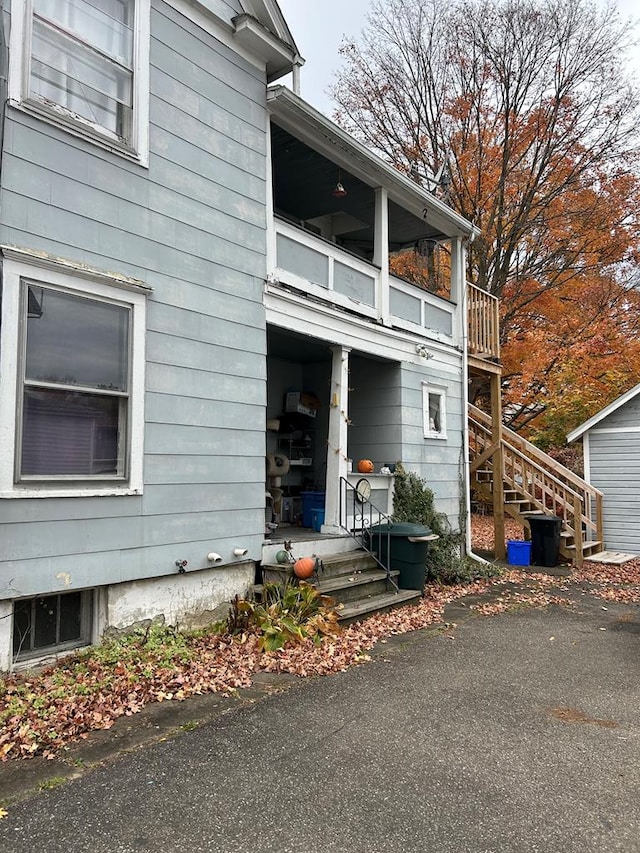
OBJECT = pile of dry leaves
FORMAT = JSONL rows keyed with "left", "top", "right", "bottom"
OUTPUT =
{"left": 571, "top": 558, "right": 640, "bottom": 603}
{"left": 471, "top": 513, "right": 525, "bottom": 551}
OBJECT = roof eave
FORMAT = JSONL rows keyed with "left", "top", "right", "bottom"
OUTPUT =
{"left": 267, "top": 86, "right": 478, "bottom": 241}
{"left": 233, "top": 15, "right": 300, "bottom": 81}
{"left": 567, "top": 381, "right": 640, "bottom": 442}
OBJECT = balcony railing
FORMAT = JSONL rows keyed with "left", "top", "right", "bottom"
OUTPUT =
{"left": 467, "top": 283, "right": 500, "bottom": 361}
{"left": 272, "top": 218, "right": 456, "bottom": 343}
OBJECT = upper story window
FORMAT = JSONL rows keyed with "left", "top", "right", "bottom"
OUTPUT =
{"left": 9, "top": 0, "right": 150, "bottom": 164}
{"left": 0, "top": 251, "right": 148, "bottom": 497}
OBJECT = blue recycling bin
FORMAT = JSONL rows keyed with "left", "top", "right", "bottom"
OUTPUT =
{"left": 507, "top": 540, "right": 531, "bottom": 566}
{"left": 301, "top": 491, "right": 325, "bottom": 529}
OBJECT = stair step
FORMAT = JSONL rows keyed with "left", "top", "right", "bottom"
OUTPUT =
{"left": 262, "top": 550, "right": 379, "bottom": 582}
{"left": 316, "top": 551, "right": 380, "bottom": 578}
{"left": 316, "top": 569, "right": 400, "bottom": 604}
{"left": 565, "top": 541, "right": 602, "bottom": 553}
{"left": 338, "top": 588, "right": 422, "bottom": 624}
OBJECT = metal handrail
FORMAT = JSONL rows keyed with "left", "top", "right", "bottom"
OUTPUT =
{"left": 339, "top": 477, "right": 399, "bottom": 593}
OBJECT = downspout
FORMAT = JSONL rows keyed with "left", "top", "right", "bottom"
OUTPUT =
{"left": 291, "top": 57, "right": 302, "bottom": 96}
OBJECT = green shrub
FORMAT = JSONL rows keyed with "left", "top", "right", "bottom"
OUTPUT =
{"left": 392, "top": 464, "right": 501, "bottom": 585}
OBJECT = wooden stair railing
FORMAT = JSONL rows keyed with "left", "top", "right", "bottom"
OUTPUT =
{"left": 469, "top": 404, "right": 604, "bottom": 566}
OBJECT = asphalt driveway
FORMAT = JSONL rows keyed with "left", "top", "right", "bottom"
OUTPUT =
{"left": 1, "top": 591, "right": 639, "bottom": 852}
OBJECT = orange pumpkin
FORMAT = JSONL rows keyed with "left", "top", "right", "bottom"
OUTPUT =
{"left": 357, "top": 459, "right": 375, "bottom": 473}
{"left": 293, "top": 557, "right": 316, "bottom": 579}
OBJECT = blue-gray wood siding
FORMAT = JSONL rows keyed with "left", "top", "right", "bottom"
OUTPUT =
{"left": 399, "top": 363, "right": 464, "bottom": 526}
{"left": 587, "top": 399, "right": 640, "bottom": 553}
{"left": 348, "top": 358, "right": 402, "bottom": 474}
{"left": 347, "top": 356, "right": 463, "bottom": 527}
{"left": 0, "top": 0, "right": 269, "bottom": 598}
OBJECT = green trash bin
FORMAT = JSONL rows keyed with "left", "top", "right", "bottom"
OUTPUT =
{"left": 366, "top": 522, "right": 438, "bottom": 593}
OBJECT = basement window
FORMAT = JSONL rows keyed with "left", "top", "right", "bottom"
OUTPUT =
{"left": 12, "top": 590, "right": 93, "bottom": 661}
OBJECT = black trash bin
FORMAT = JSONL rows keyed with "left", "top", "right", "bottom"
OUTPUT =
{"left": 525, "top": 514, "right": 562, "bottom": 567}
{"left": 366, "top": 522, "right": 438, "bottom": 593}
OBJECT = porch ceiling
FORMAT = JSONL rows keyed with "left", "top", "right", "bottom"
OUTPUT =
{"left": 271, "top": 123, "right": 445, "bottom": 253}
{"left": 267, "top": 326, "right": 332, "bottom": 364}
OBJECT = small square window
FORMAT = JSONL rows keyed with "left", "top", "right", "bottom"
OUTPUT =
{"left": 423, "top": 384, "right": 447, "bottom": 439}
{"left": 9, "top": 0, "right": 150, "bottom": 164}
{"left": 13, "top": 590, "right": 93, "bottom": 661}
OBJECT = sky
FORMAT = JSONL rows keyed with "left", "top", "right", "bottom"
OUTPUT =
{"left": 277, "top": 0, "right": 640, "bottom": 117}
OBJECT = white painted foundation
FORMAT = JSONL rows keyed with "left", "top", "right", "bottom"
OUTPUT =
{"left": 103, "top": 563, "right": 255, "bottom": 634}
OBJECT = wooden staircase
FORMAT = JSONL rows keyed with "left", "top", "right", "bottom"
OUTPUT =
{"left": 469, "top": 403, "right": 604, "bottom": 566}
{"left": 261, "top": 551, "right": 421, "bottom": 623}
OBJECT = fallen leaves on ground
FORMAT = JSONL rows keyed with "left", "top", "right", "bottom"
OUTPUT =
{"left": 570, "top": 558, "right": 640, "bottom": 603}
{"left": 1, "top": 544, "right": 639, "bottom": 762}
{"left": 571, "top": 559, "right": 640, "bottom": 586}
{"left": 470, "top": 590, "right": 572, "bottom": 616}
{"left": 471, "top": 513, "right": 526, "bottom": 551}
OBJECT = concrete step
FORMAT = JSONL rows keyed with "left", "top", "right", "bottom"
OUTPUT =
{"left": 338, "top": 588, "right": 422, "bottom": 624}
{"left": 316, "top": 569, "right": 400, "bottom": 605}
{"left": 261, "top": 550, "right": 379, "bottom": 583}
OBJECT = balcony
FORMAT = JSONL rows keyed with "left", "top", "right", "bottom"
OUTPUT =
{"left": 267, "top": 87, "right": 498, "bottom": 363}
{"left": 271, "top": 217, "right": 456, "bottom": 344}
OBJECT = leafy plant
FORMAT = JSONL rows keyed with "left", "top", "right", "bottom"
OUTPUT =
{"left": 217, "top": 582, "right": 342, "bottom": 651}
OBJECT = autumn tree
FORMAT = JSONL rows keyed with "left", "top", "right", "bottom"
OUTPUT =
{"left": 331, "top": 0, "right": 640, "bottom": 439}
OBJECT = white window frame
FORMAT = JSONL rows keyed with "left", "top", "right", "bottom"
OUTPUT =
{"left": 0, "top": 249, "right": 148, "bottom": 498}
{"left": 8, "top": 0, "right": 150, "bottom": 167}
{"left": 422, "top": 382, "right": 447, "bottom": 440}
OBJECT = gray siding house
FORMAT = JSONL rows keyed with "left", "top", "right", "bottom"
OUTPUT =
{"left": 0, "top": 0, "right": 477, "bottom": 671}
{"left": 567, "top": 384, "right": 640, "bottom": 555}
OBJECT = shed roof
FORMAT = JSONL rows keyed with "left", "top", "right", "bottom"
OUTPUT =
{"left": 566, "top": 382, "right": 640, "bottom": 442}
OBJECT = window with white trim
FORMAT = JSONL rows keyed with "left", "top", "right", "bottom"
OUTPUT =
{"left": 9, "top": 0, "right": 150, "bottom": 162}
{"left": 423, "top": 383, "right": 447, "bottom": 439}
{"left": 0, "top": 255, "right": 147, "bottom": 497}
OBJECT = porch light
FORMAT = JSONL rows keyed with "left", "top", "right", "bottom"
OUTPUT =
{"left": 332, "top": 168, "right": 347, "bottom": 197}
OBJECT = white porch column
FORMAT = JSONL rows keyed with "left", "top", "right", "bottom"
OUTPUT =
{"left": 374, "top": 187, "right": 389, "bottom": 324}
{"left": 265, "top": 117, "right": 276, "bottom": 279}
{"left": 449, "top": 236, "right": 464, "bottom": 347}
{"left": 322, "top": 345, "right": 351, "bottom": 534}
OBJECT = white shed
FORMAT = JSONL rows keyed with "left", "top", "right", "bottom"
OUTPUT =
{"left": 567, "top": 384, "right": 640, "bottom": 555}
